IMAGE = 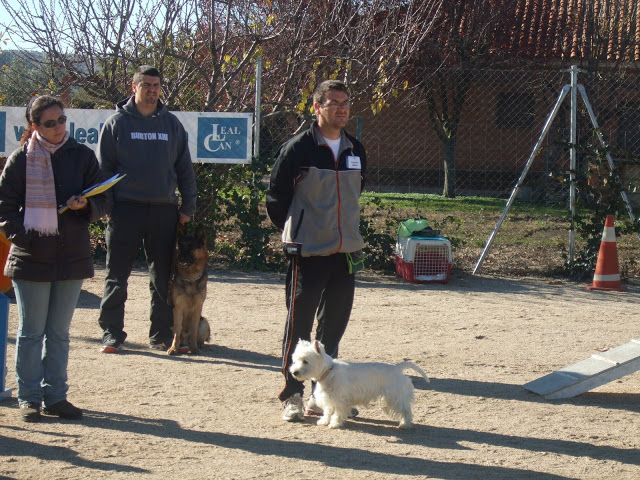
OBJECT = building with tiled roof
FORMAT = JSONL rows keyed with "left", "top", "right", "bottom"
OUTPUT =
{"left": 424, "top": 0, "right": 640, "bottom": 63}
{"left": 360, "top": 1, "right": 640, "bottom": 195}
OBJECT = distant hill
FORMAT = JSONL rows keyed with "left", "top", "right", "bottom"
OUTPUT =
{"left": 0, "top": 49, "right": 44, "bottom": 68}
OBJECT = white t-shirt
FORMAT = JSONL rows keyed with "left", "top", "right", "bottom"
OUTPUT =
{"left": 325, "top": 137, "right": 341, "bottom": 160}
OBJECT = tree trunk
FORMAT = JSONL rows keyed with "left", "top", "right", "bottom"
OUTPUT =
{"left": 442, "top": 139, "right": 456, "bottom": 198}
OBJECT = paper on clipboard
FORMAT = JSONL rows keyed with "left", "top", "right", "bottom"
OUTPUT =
{"left": 58, "top": 173, "right": 126, "bottom": 214}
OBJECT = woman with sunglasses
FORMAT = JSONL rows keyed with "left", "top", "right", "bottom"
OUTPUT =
{"left": 0, "top": 95, "right": 108, "bottom": 422}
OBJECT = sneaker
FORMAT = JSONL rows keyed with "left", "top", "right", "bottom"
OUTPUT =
{"left": 282, "top": 393, "right": 304, "bottom": 422}
{"left": 42, "top": 400, "right": 82, "bottom": 420}
{"left": 149, "top": 338, "right": 190, "bottom": 353}
{"left": 101, "top": 333, "right": 124, "bottom": 353}
{"left": 19, "top": 402, "right": 41, "bottom": 423}
{"left": 149, "top": 338, "right": 172, "bottom": 350}
{"left": 305, "top": 395, "right": 358, "bottom": 418}
{"left": 305, "top": 395, "right": 323, "bottom": 416}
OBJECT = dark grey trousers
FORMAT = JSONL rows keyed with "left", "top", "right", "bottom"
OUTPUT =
{"left": 279, "top": 253, "right": 355, "bottom": 401}
{"left": 98, "top": 201, "right": 178, "bottom": 343}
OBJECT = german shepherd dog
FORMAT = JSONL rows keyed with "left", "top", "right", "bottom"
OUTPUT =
{"left": 168, "top": 223, "right": 211, "bottom": 355}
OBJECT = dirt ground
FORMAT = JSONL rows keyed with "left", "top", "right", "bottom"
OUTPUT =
{"left": 1, "top": 266, "right": 640, "bottom": 480}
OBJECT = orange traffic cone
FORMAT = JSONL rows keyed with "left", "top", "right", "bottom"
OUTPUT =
{"left": 586, "top": 215, "right": 627, "bottom": 292}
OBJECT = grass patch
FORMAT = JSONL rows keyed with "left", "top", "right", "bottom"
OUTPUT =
{"left": 361, "top": 191, "right": 574, "bottom": 217}
{"left": 359, "top": 192, "right": 639, "bottom": 280}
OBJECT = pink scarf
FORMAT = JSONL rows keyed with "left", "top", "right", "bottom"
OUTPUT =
{"left": 24, "top": 130, "right": 69, "bottom": 235}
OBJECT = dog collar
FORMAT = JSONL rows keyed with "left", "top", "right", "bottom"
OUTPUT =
{"left": 317, "top": 366, "right": 333, "bottom": 382}
{"left": 174, "top": 269, "right": 207, "bottom": 283}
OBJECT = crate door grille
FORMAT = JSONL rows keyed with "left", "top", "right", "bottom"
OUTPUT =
{"left": 413, "top": 244, "right": 449, "bottom": 279}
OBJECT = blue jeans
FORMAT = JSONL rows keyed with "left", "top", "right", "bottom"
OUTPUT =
{"left": 13, "top": 278, "right": 83, "bottom": 407}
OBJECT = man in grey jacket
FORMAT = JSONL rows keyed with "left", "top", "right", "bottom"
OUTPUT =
{"left": 266, "top": 79, "right": 367, "bottom": 421}
{"left": 97, "top": 65, "right": 197, "bottom": 353}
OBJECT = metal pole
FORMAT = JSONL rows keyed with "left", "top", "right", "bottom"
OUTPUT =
{"left": 253, "top": 57, "right": 263, "bottom": 162}
{"left": 578, "top": 85, "right": 639, "bottom": 234}
{"left": 475, "top": 67, "right": 638, "bottom": 275}
{"left": 569, "top": 65, "right": 579, "bottom": 264}
{"left": 474, "top": 85, "right": 571, "bottom": 274}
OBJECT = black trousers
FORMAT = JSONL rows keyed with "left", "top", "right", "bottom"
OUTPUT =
{"left": 98, "top": 202, "right": 178, "bottom": 343}
{"left": 279, "top": 253, "right": 355, "bottom": 401}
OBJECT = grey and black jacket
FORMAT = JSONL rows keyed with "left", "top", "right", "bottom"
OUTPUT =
{"left": 266, "top": 122, "right": 366, "bottom": 257}
{"left": 97, "top": 97, "right": 197, "bottom": 217}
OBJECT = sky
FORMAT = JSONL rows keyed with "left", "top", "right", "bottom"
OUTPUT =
{"left": 0, "top": 1, "right": 36, "bottom": 51}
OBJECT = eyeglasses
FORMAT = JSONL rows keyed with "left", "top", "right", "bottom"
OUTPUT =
{"left": 39, "top": 115, "right": 67, "bottom": 128}
{"left": 321, "top": 101, "right": 351, "bottom": 109}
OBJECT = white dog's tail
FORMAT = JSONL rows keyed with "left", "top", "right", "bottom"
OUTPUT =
{"left": 396, "top": 362, "right": 430, "bottom": 383}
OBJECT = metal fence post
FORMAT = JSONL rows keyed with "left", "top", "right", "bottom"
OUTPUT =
{"left": 569, "top": 64, "right": 579, "bottom": 264}
{"left": 253, "top": 57, "right": 262, "bottom": 161}
{"left": 0, "top": 292, "right": 11, "bottom": 400}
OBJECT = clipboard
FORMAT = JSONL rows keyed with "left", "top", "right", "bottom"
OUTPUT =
{"left": 58, "top": 173, "right": 126, "bottom": 214}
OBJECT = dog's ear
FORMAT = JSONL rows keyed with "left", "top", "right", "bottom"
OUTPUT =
{"left": 314, "top": 340, "right": 323, "bottom": 354}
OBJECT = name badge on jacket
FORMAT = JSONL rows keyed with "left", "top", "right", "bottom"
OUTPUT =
{"left": 346, "top": 156, "right": 361, "bottom": 170}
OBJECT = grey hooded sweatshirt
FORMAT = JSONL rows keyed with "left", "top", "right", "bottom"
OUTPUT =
{"left": 97, "top": 97, "right": 197, "bottom": 216}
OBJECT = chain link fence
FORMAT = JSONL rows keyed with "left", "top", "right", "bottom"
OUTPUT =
{"left": 258, "top": 66, "right": 640, "bottom": 210}
{"left": 260, "top": 65, "right": 640, "bottom": 279}
{"left": 3, "top": 61, "right": 639, "bottom": 204}
{"left": 346, "top": 67, "right": 639, "bottom": 206}
{"left": 2, "top": 61, "right": 639, "bottom": 278}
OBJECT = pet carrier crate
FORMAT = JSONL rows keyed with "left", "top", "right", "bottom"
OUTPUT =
{"left": 395, "top": 236, "right": 452, "bottom": 284}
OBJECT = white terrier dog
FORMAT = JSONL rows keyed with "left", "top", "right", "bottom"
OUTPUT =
{"left": 289, "top": 340, "right": 429, "bottom": 429}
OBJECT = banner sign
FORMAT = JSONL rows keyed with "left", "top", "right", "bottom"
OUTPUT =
{"left": 0, "top": 107, "right": 253, "bottom": 164}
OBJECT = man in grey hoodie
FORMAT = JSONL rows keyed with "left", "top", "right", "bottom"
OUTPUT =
{"left": 97, "top": 65, "right": 197, "bottom": 353}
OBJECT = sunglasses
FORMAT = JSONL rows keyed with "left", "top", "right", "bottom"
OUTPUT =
{"left": 39, "top": 115, "right": 67, "bottom": 128}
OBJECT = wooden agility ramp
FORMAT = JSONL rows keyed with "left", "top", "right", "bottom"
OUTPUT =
{"left": 524, "top": 339, "right": 640, "bottom": 399}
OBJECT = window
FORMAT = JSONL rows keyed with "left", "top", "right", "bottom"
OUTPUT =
{"left": 496, "top": 92, "right": 534, "bottom": 128}
{"left": 617, "top": 101, "right": 640, "bottom": 153}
